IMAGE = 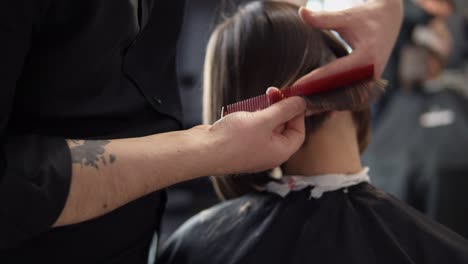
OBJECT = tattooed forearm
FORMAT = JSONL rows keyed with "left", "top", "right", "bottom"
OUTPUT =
{"left": 68, "top": 140, "right": 117, "bottom": 169}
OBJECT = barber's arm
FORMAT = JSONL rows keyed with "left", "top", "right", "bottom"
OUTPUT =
{"left": 0, "top": 1, "right": 307, "bottom": 249}
{"left": 56, "top": 98, "right": 306, "bottom": 227}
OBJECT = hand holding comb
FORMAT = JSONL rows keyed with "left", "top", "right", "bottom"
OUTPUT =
{"left": 221, "top": 64, "right": 380, "bottom": 117}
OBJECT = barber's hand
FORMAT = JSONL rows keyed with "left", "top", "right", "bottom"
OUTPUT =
{"left": 195, "top": 89, "right": 306, "bottom": 175}
{"left": 296, "top": 0, "right": 403, "bottom": 83}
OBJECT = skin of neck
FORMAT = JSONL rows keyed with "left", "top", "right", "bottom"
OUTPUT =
{"left": 283, "top": 111, "right": 363, "bottom": 176}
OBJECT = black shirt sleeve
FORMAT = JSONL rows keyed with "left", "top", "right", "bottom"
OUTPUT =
{"left": 0, "top": 1, "right": 72, "bottom": 250}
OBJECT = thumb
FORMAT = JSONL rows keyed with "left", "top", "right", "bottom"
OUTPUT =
{"left": 257, "top": 95, "right": 306, "bottom": 129}
{"left": 299, "top": 7, "right": 348, "bottom": 30}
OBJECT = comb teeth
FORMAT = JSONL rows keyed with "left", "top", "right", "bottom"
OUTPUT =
{"left": 221, "top": 64, "right": 376, "bottom": 117}
{"left": 223, "top": 94, "right": 270, "bottom": 116}
{"left": 222, "top": 88, "right": 288, "bottom": 116}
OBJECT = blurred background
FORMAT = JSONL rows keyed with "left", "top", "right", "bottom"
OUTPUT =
{"left": 162, "top": 0, "right": 468, "bottom": 241}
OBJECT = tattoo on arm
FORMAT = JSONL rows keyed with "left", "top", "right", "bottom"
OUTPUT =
{"left": 68, "top": 140, "right": 117, "bottom": 169}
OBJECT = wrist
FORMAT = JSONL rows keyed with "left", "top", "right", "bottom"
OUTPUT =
{"left": 183, "top": 125, "right": 228, "bottom": 177}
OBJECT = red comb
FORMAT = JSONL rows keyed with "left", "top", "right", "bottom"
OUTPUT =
{"left": 221, "top": 64, "right": 374, "bottom": 117}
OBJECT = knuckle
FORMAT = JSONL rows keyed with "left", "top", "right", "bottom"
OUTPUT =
{"left": 228, "top": 111, "right": 253, "bottom": 124}
{"left": 290, "top": 98, "right": 305, "bottom": 114}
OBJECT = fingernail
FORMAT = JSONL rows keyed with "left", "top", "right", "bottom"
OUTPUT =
{"left": 305, "top": 110, "right": 314, "bottom": 117}
{"left": 299, "top": 7, "right": 313, "bottom": 15}
{"left": 266, "top": 87, "right": 278, "bottom": 94}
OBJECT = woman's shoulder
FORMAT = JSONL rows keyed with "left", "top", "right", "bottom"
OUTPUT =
{"left": 159, "top": 184, "right": 468, "bottom": 264}
{"left": 351, "top": 183, "right": 468, "bottom": 260}
{"left": 171, "top": 192, "right": 278, "bottom": 236}
{"left": 158, "top": 192, "right": 281, "bottom": 264}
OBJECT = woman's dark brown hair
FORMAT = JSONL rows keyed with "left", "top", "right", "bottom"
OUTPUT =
{"left": 203, "top": 1, "right": 372, "bottom": 200}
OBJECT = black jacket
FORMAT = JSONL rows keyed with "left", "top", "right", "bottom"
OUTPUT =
{"left": 0, "top": 0, "right": 185, "bottom": 262}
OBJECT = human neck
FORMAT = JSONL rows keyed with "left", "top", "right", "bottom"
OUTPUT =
{"left": 283, "top": 111, "right": 363, "bottom": 177}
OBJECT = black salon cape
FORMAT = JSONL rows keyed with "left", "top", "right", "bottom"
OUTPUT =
{"left": 364, "top": 90, "right": 468, "bottom": 239}
{"left": 159, "top": 183, "right": 468, "bottom": 264}
{"left": 0, "top": 0, "right": 185, "bottom": 263}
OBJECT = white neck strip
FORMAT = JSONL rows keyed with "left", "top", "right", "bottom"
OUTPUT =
{"left": 265, "top": 167, "right": 370, "bottom": 199}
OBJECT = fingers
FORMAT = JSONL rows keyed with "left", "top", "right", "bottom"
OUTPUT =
{"left": 280, "top": 112, "right": 306, "bottom": 149}
{"left": 298, "top": 6, "right": 375, "bottom": 80}
{"left": 293, "top": 52, "right": 373, "bottom": 85}
{"left": 265, "top": 87, "right": 276, "bottom": 95}
{"left": 257, "top": 95, "right": 307, "bottom": 129}
{"left": 299, "top": 7, "right": 349, "bottom": 30}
